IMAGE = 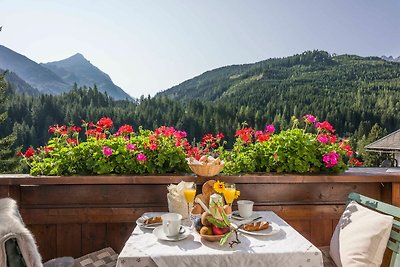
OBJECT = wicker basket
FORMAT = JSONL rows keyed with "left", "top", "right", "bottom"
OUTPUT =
{"left": 188, "top": 164, "right": 224, "bottom": 177}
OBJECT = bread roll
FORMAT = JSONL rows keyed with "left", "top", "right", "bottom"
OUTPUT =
{"left": 223, "top": 204, "right": 232, "bottom": 215}
{"left": 243, "top": 221, "right": 269, "bottom": 231}
{"left": 144, "top": 216, "right": 162, "bottom": 224}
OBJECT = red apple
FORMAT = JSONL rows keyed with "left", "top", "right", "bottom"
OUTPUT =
{"left": 212, "top": 224, "right": 230, "bottom": 235}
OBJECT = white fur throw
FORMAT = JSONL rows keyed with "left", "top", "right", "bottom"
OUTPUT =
{"left": 0, "top": 198, "right": 43, "bottom": 267}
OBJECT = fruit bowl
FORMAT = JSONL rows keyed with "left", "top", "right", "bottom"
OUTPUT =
{"left": 198, "top": 231, "right": 225, "bottom": 242}
{"left": 188, "top": 164, "right": 224, "bottom": 177}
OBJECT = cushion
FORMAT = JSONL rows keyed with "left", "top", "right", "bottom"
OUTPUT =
{"left": 74, "top": 247, "right": 118, "bottom": 267}
{"left": 44, "top": 256, "right": 74, "bottom": 267}
{"left": 330, "top": 201, "right": 393, "bottom": 267}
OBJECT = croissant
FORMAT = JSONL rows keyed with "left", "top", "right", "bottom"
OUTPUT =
{"left": 243, "top": 221, "right": 270, "bottom": 231}
{"left": 144, "top": 216, "right": 162, "bottom": 224}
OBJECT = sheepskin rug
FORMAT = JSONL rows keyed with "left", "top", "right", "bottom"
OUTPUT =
{"left": 0, "top": 198, "right": 43, "bottom": 267}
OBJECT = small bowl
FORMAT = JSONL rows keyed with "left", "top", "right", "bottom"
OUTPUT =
{"left": 188, "top": 164, "right": 224, "bottom": 177}
{"left": 198, "top": 232, "right": 225, "bottom": 242}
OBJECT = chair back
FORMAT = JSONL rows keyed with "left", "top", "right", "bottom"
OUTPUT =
{"left": 348, "top": 192, "right": 400, "bottom": 267}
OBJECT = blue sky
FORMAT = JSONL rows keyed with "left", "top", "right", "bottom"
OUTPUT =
{"left": 1, "top": 0, "right": 399, "bottom": 98}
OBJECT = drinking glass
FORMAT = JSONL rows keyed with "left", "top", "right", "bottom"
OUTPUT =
{"left": 183, "top": 182, "right": 197, "bottom": 228}
{"left": 223, "top": 182, "right": 236, "bottom": 216}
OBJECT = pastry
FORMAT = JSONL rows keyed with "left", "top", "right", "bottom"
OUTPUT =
{"left": 144, "top": 216, "right": 162, "bottom": 224}
{"left": 202, "top": 180, "right": 216, "bottom": 202}
{"left": 191, "top": 204, "right": 203, "bottom": 215}
{"left": 243, "top": 221, "right": 269, "bottom": 231}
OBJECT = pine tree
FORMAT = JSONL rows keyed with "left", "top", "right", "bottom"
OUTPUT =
{"left": 357, "top": 123, "right": 387, "bottom": 167}
{"left": 0, "top": 73, "right": 17, "bottom": 173}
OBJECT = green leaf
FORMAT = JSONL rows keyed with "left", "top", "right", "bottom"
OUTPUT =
{"left": 221, "top": 209, "right": 230, "bottom": 226}
{"left": 207, "top": 216, "right": 227, "bottom": 228}
{"left": 219, "top": 231, "right": 231, "bottom": 246}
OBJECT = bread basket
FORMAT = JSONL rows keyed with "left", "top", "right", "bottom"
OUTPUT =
{"left": 188, "top": 163, "right": 224, "bottom": 177}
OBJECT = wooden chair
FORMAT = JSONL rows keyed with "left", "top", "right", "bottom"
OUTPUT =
{"left": 320, "top": 192, "right": 400, "bottom": 267}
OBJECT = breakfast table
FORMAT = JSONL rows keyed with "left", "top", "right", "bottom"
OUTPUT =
{"left": 117, "top": 211, "right": 323, "bottom": 267}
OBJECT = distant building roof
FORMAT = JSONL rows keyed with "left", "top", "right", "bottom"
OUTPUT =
{"left": 365, "top": 129, "right": 400, "bottom": 152}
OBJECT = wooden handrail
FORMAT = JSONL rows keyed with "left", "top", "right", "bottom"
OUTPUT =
{"left": 0, "top": 168, "right": 400, "bottom": 185}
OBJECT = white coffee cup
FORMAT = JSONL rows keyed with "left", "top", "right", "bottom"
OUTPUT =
{"left": 237, "top": 200, "right": 254, "bottom": 218}
{"left": 161, "top": 213, "right": 182, "bottom": 236}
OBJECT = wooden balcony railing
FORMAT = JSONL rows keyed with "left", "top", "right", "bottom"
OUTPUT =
{"left": 1, "top": 168, "right": 400, "bottom": 264}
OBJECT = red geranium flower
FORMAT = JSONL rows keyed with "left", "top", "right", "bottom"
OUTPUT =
{"left": 96, "top": 117, "right": 113, "bottom": 129}
{"left": 44, "top": 146, "right": 54, "bottom": 153}
{"left": 67, "top": 138, "right": 78, "bottom": 145}
{"left": 69, "top": 126, "right": 82, "bottom": 132}
{"left": 349, "top": 158, "right": 363, "bottom": 167}
{"left": 117, "top": 124, "right": 134, "bottom": 136}
{"left": 149, "top": 143, "right": 157, "bottom": 151}
{"left": 235, "top": 128, "right": 254, "bottom": 143}
{"left": 316, "top": 121, "right": 335, "bottom": 133}
{"left": 257, "top": 133, "right": 270, "bottom": 142}
{"left": 48, "top": 124, "right": 67, "bottom": 135}
{"left": 24, "top": 148, "right": 35, "bottom": 158}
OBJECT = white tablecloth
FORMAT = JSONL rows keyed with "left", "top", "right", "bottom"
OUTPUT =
{"left": 117, "top": 211, "right": 323, "bottom": 267}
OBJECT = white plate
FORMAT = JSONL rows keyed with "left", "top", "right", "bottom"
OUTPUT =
{"left": 136, "top": 215, "right": 163, "bottom": 229}
{"left": 238, "top": 222, "right": 281, "bottom": 236}
{"left": 153, "top": 226, "right": 190, "bottom": 241}
{"left": 231, "top": 211, "right": 259, "bottom": 221}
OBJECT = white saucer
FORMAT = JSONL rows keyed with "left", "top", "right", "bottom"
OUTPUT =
{"left": 153, "top": 226, "right": 190, "bottom": 241}
{"left": 238, "top": 222, "right": 281, "bottom": 236}
{"left": 136, "top": 214, "right": 164, "bottom": 229}
{"left": 231, "top": 211, "right": 259, "bottom": 221}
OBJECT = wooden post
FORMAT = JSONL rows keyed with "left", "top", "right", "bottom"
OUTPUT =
{"left": 391, "top": 182, "right": 400, "bottom": 207}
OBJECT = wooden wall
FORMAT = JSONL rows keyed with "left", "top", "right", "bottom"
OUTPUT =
{"left": 0, "top": 172, "right": 399, "bottom": 263}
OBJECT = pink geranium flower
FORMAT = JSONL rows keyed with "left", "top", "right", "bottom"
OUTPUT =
{"left": 126, "top": 144, "right": 136, "bottom": 150}
{"left": 323, "top": 151, "right": 340, "bottom": 168}
{"left": 136, "top": 153, "right": 147, "bottom": 161}
{"left": 254, "top": 130, "right": 263, "bottom": 137}
{"left": 317, "top": 134, "right": 329, "bottom": 144}
{"left": 303, "top": 114, "right": 316, "bottom": 124}
{"left": 102, "top": 146, "right": 113, "bottom": 156}
{"left": 265, "top": 124, "right": 275, "bottom": 133}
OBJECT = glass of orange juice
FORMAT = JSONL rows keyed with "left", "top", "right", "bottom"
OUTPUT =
{"left": 183, "top": 182, "right": 197, "bottom": 228}
{"left": 223, "top": 183, "right": 236, "bottom": 206}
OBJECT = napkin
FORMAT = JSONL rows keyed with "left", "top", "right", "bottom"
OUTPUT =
{"left": 167, "top": 181, "right": 193, "bottom": 218}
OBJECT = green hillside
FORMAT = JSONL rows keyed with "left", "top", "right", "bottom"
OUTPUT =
{"left": 159, "top": 50, "right": 400, "bottom": 135}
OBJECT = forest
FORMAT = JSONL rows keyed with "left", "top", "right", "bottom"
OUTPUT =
{"left": 1, "top": 50, "right": 399, "bottom": 173}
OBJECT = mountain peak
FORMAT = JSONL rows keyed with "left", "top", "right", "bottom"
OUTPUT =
{"left": 63, "top": 53, "right": 88, "bottom": 63}
{"left": 42, "top": 52, "right": 132, "bottom": 100}
{"left": 381, "top": 55, "right": 400, "bottom": 63}
{"left": 71, "top": 53, "right": 85, "bottom": 59}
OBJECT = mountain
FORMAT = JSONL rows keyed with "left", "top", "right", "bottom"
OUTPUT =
{"left": 158, "top": 50, "right": 400, "bottom": 106}
{"left": 382, "top": 55, "right": 400, "bottom": 63}
{"left": 42, "top": 53, "right": 132, "bottom": 100}
{"left": 0, "top": 45, "right": 69, "bottom": 94}
{"left": 157, "top": 50, "right": 400, "bottom": 136}
{"left": 0, "top": 45, "right": 132, "bottom": 100}
{"left": 0, "top": 68, "right": 40, "bottom": 95}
